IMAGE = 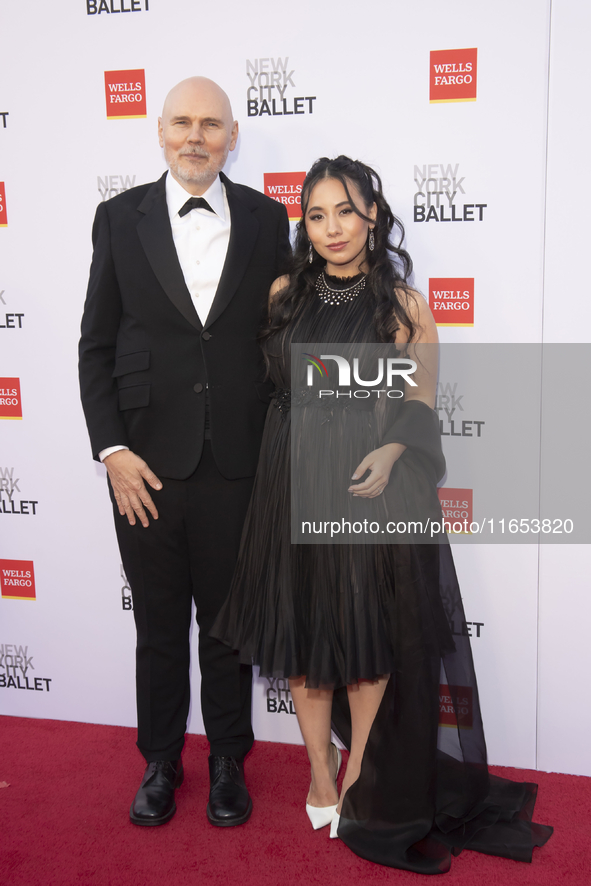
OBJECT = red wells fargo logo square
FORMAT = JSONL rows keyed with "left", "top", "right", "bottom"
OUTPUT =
{"left": 430, "top": 49, "right": 477, "bottom": 103}
{"left": 0, "top": 182, "right": 7, "bottom": 227}
{"left": 104, "top": 69, "right": 147, "bottom": 120}
{"left": 0, "top": 559, "right": 36, "bottom": 600}
{"left": 429, "top": 278, "right": 474, "bottom": 327}
{"left": 0, "top": 378, "right": 22, "bottom": 419}
{"left": 439, "top": 684, "right": 473, "bottom": 729}
{"left": 264, "top": 172, "right": 306, "bottom": 221}
{"left": 438, "top": 488, "right": 473, "bottom": 532}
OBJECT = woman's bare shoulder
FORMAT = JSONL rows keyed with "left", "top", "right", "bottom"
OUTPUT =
{"left": 269, "top": 275, "right": 290, "bottom": 304}
{"left": 393, "top": 287, "right": 439, "bottom": 344}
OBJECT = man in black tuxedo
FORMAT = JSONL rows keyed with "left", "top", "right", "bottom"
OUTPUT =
{"left": 79, "top": 77, "right": 290, "bottom": 827}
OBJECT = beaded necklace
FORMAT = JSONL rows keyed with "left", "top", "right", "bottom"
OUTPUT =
{"left": 315, "top": 270, "right": 367, "bottom": 306}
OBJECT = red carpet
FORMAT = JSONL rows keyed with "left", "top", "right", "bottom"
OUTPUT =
{"left": 0, "top": 716, "right": 588, "bottom": 885}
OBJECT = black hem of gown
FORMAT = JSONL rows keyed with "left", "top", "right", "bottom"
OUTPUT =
{"left": 332, "top": 674, "right": 553, "bottom": 874}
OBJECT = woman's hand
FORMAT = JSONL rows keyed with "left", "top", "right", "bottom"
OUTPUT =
{"left": 348, "top": 443, "right": 406, "bottom": 498}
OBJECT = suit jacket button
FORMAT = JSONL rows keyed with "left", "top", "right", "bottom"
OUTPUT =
{"left": 193, "top": 383, "right": 204, "bottom": 393}
{"left": 202, "top": 331, "right": 211, "bottom": 341}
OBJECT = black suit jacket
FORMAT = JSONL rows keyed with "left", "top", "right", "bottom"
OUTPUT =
{"left": 79, "top": 171, "right": 290, "bottom": 480}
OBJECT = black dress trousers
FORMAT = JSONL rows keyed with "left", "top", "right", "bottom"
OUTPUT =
{"left": 111, "top": 442, "right": 255, "bottom": 762}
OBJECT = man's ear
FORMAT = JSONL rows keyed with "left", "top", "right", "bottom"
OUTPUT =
{"left": 158, "top": 117, "right": 164, "bottom": 148}
{"left": 229, "top": 120, "right": 239, "bottom": 152}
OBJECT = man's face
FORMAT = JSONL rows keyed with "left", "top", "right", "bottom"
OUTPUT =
{"left": 158, "top": 79, "right": 238, "bottom": 195}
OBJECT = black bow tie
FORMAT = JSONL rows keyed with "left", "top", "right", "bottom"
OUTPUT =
{"left": 178, "top": 196, "right": 214, "bottom": 217}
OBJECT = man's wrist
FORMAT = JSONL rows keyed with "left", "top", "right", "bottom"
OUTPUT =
{"left": 99, "top": 445, "right": 129, "bottom": 462}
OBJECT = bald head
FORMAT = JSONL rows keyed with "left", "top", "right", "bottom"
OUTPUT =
{"left": 161, "top": 77, "right": 234, "bottom": 126}
{"left": 158, "top": 76, "right": 238, "bottom": 196}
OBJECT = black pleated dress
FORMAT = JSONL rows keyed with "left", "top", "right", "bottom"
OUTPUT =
{"left": 211, "top": 276, "right": 552, "bottom": 874}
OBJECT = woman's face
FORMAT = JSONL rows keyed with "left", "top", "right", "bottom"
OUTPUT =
{"left": 304, "top": 177, "right": 376, "bottom": 277}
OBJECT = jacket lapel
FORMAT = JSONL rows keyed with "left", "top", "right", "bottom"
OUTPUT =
{"left": 136, "top": 172, "right": 202, "bottom": 331}
{"left": 204, "top": 172, "right": 259, "bottom": 330}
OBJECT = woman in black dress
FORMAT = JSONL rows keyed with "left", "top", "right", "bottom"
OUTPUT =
{"left": 212, "top": 156, "right": 552, "bottom": 874}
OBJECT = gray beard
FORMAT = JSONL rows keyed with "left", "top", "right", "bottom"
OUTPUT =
{"left": 169, "top": 152, "right": 228, "bottom": 187}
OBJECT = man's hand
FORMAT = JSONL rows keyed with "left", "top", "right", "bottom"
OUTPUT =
{"left": 347, "top": 443, "right": 406, "bottom": 499}
{"left": 103, "top": 450, "right": 162, "bottom": 527}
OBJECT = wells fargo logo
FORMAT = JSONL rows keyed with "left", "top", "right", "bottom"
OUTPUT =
{"left": 439, "top": 684, "right": 473, "bottom": 729}
{"left": 0, "top": 378, "right": 22, "bottom": 419}
{"left": 430, "top": 49, "right": 477, "bottom": 103}
{"left": 104, "top": 69, "right": 146, "bottom": 120}
{"left": 429, "top": 278, "right": 474, "bottom": 327}
{"left": 0, "top": 182, "right": 7, "bottom": 227}
{"left": 438, "top": 487, "right": 473, "bottom": 534}
{"left": 263, "top": 172, "right": 306, "bottom": 221}
{"left": 0, "top": 559, "right": 36, "bottom": 601}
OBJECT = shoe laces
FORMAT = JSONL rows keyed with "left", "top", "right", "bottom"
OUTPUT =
{"left": 217, "top": 756, "right": 238, "bottom": 774}
{"left": 148, "top": 760, "right": 176, "bottom": 776}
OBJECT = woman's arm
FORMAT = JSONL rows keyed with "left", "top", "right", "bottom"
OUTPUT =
{"left": 349, "top": 290, "right": 439, "bottom": 498}
{"left": 394, "top": 289, "right": 439, "bottom": 409}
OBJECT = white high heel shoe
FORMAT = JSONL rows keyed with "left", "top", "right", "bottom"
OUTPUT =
{"left": 306, "top": 801, "right": 338, "bottom": 830}
{"left": 329, "top": 812, "right": 340, "bottom": 839}
{"left": 305, "top": 744, "right": 342, "bottom": 830}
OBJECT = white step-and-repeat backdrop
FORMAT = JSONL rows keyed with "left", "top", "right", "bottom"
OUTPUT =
{"left": 1, "top": 0, "right": 589, "bottom": 776}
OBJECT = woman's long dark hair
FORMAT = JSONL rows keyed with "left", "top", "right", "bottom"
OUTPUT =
{"left": 260, "top": 156, "right": 417, "bottom": 357}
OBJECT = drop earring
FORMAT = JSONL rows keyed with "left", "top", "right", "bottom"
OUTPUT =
{"left": 368, "top": 229, "right": 375, "bottom": 251}
{"left": 308, "top": 242, "right": 314, "bottom": 264}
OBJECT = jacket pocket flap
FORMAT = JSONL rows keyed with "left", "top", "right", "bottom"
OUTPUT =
{"left": 112, "top": 350, "right": 150, "bottom": 378}
{"left": 118, "top": 384, "right": 150, "bottom": 411}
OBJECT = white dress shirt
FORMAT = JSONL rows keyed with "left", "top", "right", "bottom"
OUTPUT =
{"left": 99, "top": 172, "right": 231, "bottom": 463}
{"left": 166, "top": 172, "right": 231, "bottom": 325}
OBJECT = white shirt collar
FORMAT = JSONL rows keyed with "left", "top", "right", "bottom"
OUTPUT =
{"left": 165, "top": 171, "right": 226, "bottom": 222}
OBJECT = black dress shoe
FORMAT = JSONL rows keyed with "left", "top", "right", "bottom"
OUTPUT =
{"left": 129, "top": 759, "right": 184, "bottom": 826}
{"left": 206, "top": 755, "right": 252, "bottom": 827}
